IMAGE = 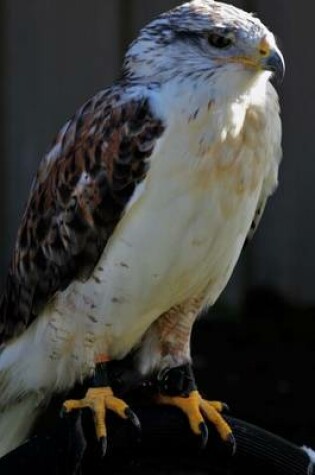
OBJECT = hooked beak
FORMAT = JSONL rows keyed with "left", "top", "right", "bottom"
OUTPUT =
{"left": 261, "top": 48, "right": 285, "bottom": 82}
{"left": 259, "top": 37, "right": 285, "bottom": 82}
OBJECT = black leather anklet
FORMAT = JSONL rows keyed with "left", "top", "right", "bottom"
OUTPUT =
{"left": 156, "top": 363, "right": 196, "bottom": 397}
{"left": 90, "top": 362, "right": 110, "bottom": 388}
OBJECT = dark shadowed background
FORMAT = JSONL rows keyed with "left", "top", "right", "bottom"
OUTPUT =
{"left": 0, "top": 0, "right": 314, "bottom": 454}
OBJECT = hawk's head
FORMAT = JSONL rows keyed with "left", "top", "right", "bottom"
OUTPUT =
{"left": 123, "top": 0, "right": 284, "bottom": 93}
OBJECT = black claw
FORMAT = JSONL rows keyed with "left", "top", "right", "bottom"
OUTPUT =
{"left": 125, "top": 407, "right": 141, "bottom": 431}
{"left": 99, "top": 436, "right": 108, "bottom": 457}
{"left": 60, "top": 407, "right": 74, "bottom": 419}
{"left": 222, "top": 403, "right": 230, "bottom": 413}
{"left": 199, "top": 422, "right": 209, "bottom": 449}
{"left": 226, "top": 433, "right": 237, "bottom": 456}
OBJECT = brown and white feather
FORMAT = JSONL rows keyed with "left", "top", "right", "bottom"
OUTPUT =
{"left": 0, "top": 88, "right": 164, "bottom": 343}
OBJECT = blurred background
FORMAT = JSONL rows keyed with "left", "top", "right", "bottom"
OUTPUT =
{"left": 0, "top": 0, "right": 314, "bottom": 451}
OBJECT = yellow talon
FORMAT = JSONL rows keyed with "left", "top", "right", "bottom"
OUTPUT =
{"left": 200, "top": 399, "right": 232, "bottom": 442}
{"left": 63, "top": 386, "right": 138, "bottom": 442}
{"left": 156, "top": 390, "right": 233, "bottom": 443}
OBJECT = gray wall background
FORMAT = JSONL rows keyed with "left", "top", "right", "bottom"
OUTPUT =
{"left": 0, "top": 1, "right": 313, "bottom": 306}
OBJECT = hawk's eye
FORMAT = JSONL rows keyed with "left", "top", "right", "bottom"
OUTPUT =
{"left": 207, "top": 33, "right": 232, "bottom": 49}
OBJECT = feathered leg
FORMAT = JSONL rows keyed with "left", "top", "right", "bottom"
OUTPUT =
{"left": 137, "top": 297, "right": 235, "bottom": 452}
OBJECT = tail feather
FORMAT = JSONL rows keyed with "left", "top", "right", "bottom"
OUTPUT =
{"left": 0, "top": 396, "right": 40, "bottom": 458}
{"left": 0, "top": 329, "right": 47, "bottom": 458}
{"left": 0, "top": 308, "right": 89, "bottom": 458}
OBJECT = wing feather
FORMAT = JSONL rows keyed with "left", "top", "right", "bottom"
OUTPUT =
{"left": 246, "top": 197, "right": 268, "bottom": 241}
{"left": 0, "top": 86, "right": 165, "bottom": 343}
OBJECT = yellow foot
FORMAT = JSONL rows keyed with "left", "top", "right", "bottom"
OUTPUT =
{"left": 63, "top": 387, "right": 141, "bottom": 455}
{"left": 156, "top": 390, "right": 235, "bottom": 452}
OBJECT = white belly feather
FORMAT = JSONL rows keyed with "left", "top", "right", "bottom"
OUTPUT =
{"left": 45, "top": 98, "right": 270, "bottom": 372}
{"left": 0, "top": 83, "right": 280, "bottom": 396}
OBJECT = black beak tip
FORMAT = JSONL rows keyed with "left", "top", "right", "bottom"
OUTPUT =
{"left": 264, "top": 50, "right": 285, "bottom": 83}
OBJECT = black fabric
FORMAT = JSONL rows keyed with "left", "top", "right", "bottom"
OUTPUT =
{"left": 1, "top": 408, "right": 312, "bottom": 475}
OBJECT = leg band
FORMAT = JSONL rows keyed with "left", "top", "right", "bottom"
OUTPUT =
{"left": 156, "top": 363, "right": 196, "bottom": 397}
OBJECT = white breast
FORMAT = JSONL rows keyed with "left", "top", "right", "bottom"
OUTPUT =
{"left": 4, "top": 78, "right": 280, "bottom": 396}
{"left": 49, "top": 80, "right": 280, "bottom": 364}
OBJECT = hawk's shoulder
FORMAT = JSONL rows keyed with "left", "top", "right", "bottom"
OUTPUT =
{"left": 0, "top": 84, "right": 165, "bottom": 344}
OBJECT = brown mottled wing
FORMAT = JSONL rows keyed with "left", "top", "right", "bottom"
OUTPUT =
{"left": 0, "top": 87, "right": 165, "bottom": 344}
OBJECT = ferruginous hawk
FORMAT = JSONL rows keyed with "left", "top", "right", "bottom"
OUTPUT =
{"left": 0, "top": 0, "right": 284, "bottom": 458}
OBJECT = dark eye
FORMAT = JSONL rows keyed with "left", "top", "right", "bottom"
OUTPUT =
{"left": 207, "top": 33, "right": 233, "bottom": 49}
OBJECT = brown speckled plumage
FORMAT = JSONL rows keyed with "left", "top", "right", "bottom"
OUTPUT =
{"left": 0, "top": 87, "right": 164, "bottom": 343}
